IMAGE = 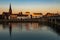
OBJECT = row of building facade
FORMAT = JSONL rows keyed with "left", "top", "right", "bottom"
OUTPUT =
{"left": 0, "top": 4, "right": 60, "bottom": 20}
{"left": 0, "top": 4, "right": 43, "bottom": 20}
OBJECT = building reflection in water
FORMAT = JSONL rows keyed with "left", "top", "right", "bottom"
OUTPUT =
{"left": 2, "top": 22, "right": 12, "bottom": 37}
{"left": 32, "top": 23, "right": 39, "bottom": 29}
{"left": 25, "top": 23, "right": 30, "bottom": 31}
{"left": 21, "top": 23, "right": 41, "bottom": 31}
{"left": 19, "top": 23, "right": 22, "bottom": 31}
{"left": 9, "top": 23, "right": 12, "bottom": 37}
{"left": 48, "top": 24, "right": 60, "bottom": 35}
{"left": 2, "top": 23, "right": 9, "bottom": 29}
{"left": 15, "top": 23, "right": 23, "bottom": 31}
{"left": 1, "top": 22, "right": 60, "bottom": 37}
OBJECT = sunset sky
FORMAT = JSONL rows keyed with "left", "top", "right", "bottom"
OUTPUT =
{"left": 0, "top": 0, "right": 60, "bottom": 14}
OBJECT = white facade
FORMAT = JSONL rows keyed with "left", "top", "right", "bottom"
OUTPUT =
{"left": 32, "top": 15, "right": 42, "bottom": 18}
{"left": 17, "top": 16, "right": 29, "bottom": 19}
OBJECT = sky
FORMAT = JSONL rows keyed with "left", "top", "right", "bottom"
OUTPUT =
{"left": 0, "top": 0, "right": 60, "bottom": 14}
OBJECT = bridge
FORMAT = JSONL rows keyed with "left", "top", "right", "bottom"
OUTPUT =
{"left": 47, "top": 15, "right": 60, "bottom": 26}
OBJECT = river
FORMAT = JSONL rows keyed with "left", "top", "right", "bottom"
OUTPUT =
{"left": 0, "top": 23, "right": 60, "bottom": 40}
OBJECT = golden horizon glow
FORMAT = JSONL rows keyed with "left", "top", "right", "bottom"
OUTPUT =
{"left": 0, "top": 7, "right": 60, "bottom": 15}
{"left": 0, "top": 0, "right": 60, "bottom": 15}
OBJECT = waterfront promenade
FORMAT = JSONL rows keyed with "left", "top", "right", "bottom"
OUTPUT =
{"left": 0, "top": 15, "right": 60, "bottom": 26}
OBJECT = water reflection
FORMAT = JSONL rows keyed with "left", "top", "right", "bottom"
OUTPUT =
{"left": 2, "top": 22, "right": 60, "bottom": 36}
{"left": 9, "top": 23, "right": 12, "bottom": 37}
{"left": 0, "top": 22, "right": 60, "bottom": 40}
{"left": 47, "top": 23, "right": 60, "bottom": 35}
{"left": 2, "top": 23, "right": 12, "bottom": 37}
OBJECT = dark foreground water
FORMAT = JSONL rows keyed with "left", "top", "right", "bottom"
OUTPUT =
{"left": 0, "top": 23, "right": 60, "bottom": 40}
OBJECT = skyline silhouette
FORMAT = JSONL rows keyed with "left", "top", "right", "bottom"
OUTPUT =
{"left": 0, "top": 0, "right": 60, "bottom": 14}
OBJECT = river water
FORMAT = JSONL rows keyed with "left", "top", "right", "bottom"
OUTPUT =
{"left": 0, "top": 23, "right": 60, "bottom": 40}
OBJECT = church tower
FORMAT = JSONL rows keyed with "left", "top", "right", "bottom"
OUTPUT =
{"left": 9, "top": 3, "right": 12, "bottom": 14}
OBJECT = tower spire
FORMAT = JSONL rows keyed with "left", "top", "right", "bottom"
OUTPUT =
{"left": 9, "top": 3, "right": 12, "bottom": 14}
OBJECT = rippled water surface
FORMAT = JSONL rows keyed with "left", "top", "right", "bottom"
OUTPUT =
{"left": 0, "top": 23, "right": 60, "bottom": 40}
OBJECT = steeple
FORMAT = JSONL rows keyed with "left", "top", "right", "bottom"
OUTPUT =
{"left": 9, "top": 3, "right": 12, "bottom": 14}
